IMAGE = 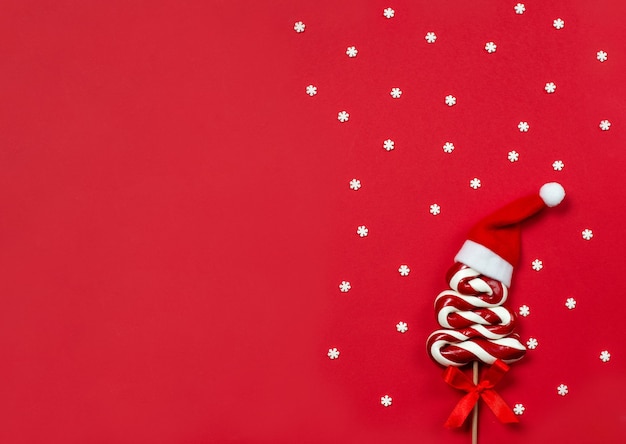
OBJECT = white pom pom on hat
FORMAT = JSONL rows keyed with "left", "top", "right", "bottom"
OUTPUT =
{"left": 540, "top": 182, "right": 566, "bottom": 207}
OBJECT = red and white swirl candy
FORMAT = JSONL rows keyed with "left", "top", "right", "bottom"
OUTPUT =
{"left": 427, "top": 263, "right": 526, "bottom": 367}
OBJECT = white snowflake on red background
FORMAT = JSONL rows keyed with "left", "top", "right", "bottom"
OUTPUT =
{"left": 513, "top": 403, "right": 525, "bottom": 415}
{"left": 445, "top": 95, "right": 456, "bottom": 106}
{"left": 508, "top": 150, "right": 519, "bottom": 162}
{"left": 383, "top": 139, "right": 395, "bottom": 151}
{"left": 306, "top": 85, "right": 317, "bottom": 96}
{"left": 485, "top": 41, "right": 497, "bottom": 53}
{"left": 356, "top": 225, "right": 369, "bottom": 237}
{"left": 532, "top": 259, "right": 543, "bottom": 271}
{"left": 349, "top": 179, "right": 361, "bottom": 190}
{"left": 565, "top": 297, "right": 577, "bottom": 309}
{"left": 443, "top": 142, "right": 455, "bottom": 153}
{"left": 600, "top": 350, "right": 611, "bottom": 363}
{"left": 581, "top": 229, "right": 593, "bottom": 240}
{"left": 398, "top": 265, "right": 410, "bottom": 276}
{"left": 380, "top": 395, "right": 393, "bottom": 407}
{"left": 294, "top": 21, "right": 306, "bottom": 33}
{"left": 557, "top": 384, "right": 569, "bottom": 396}
{"left": 327, "top": 348, "right": 340, "bottom": 359}
{"left": 396, "top": 321, "right": 408, "bottom": 333}
{"left": 545, "top": 82, "right": 556, "bottom": 93}
{"left": 519, "top": 305, "right": 530, "bottom": 317}
{"left": 346, "top": 46, "right": 358, "bottom": 58}
{"left": 390, "top": 87, "right": 402, "bottom": 98}
{"left": 425, "top": 32, "right": 437, "bottom": 43}
{"left": 514, "top": 3, "right": 525, "bottom": 14}
{"left": 470, "top": 178, "right": 481, "bottom": 189}
{"left": 597, "top": 50, "right": 608, "bottom": 62}
{"left": 337, "top": 111, "right": 350, "bottom": 122}
{"left": 527, "top": 338, "right": 538, "bottom": 349}
{"left": 599, "top": 120, "right": 611, "bottom": 131}
{"left": 383, "top": 7, "right": 395, "bottom": 19}
{"left": 552, "top": 160, "right": 564, "bottom": 171}
{"left": 339, "top": 281, "right": 351, "bottom": 293}
{"left": 430, "top": 204, "right": 441, "bottom": 215}
{"left": 553, "top": 18, "right": 565, "bottom": 30}
{"left": 518, "top": 121, "right": 530, "bottom": 132}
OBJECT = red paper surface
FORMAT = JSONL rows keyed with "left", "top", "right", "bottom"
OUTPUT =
{"left": 1, "top": 1, "right": 625, "bottom": 443}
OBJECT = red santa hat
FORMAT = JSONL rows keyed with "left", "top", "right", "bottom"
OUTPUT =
{"left": 454, "top": 182, "right": 565, "bottom": 287}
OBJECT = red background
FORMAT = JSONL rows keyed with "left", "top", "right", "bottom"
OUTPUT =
{"left": 1, "top": 1, "right": 625, "bottom": 443}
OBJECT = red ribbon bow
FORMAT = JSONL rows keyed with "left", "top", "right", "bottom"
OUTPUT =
{"left": 443, "top": 359, "right": 519, "bottom": 428}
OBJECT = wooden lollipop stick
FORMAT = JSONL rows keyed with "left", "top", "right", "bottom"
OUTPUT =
{"left": 472, "top": 361, "right": 479, "bottom": 444}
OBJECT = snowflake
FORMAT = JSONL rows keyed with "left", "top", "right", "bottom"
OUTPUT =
{"left": 565, "top": 297, "right": 577, "bottom": 310}
{"left": 443, "top": 142, "right": 455, "bottom": 153}
{"left": 383, "top": 139, "right": 395, "bottom": 151}
{"left": 356, "top": 225, "right": 369, "bottom": 237}
{"left": 597, "top": 50, "right": 608, "bottom": 62}
{"left": 445, "top": 95, "right": 457, "bottom": 106}
{"left": 599, "top": 120, "right": 611, "bottom": 131}
{"left": 513, "top": 403, "right": 525, "bottom": 415}
{"left": 398, "top": 265, "right": 410, "bottom": 276}
{"left": 531, "top": 259, "right": 543, "bottom": 271}
{"left": 380, "top": 395, "right": 393, "bottom": 407}
{"left": 425, "top": 32, "right": 437, "bottom": 43}
{"left": 306, "top": 85, "right": 317, "bottom": 96}
{"left": 518, "top": 121, "right": 529, "bottom": 132}
{"left": 328, "top": 348, "right": 340, "bottom": 359}
{"left": 514, "top": 3, "right": 525, "bottom": 14}
{"left": 553, "top": 18, "right": 565, "bottom": 30}
{"left": 383, "top": 7, "right": 395, "bottom": 19}
{"left": 339, "top": 281, "right": 351, "bottom": 292}
{"left": 557, "top": 384, "right": 569, "bottom": 396}
{"left": 470, "top": 178, "right": 481, "bottom": 190}
{"left": 294, "top": 21, "right": 306, "bottom": 33}
{"left": 337, "top": 111, "right": 350, "bottom": 122}
{"left": 430, "top": 204, "right": 441, "bottom": 215}
{"left": 527, "top": 338, "right": 538, "bottom": 349}
{"left": 545, "top": 82, "right": 556, "bottom": 93}
{"left": 519, "top": 305, "right": 530, "bottom": 317}
{"left": 346, "top": 46, "right": 358, "bottom": 58}
{"left": 396, "top": 321, "right": 408, "bottom": 333}
{"left": 349, "top": 179, "right": 361, "bottom": 190}
{"left": 485, "top": 41, "right": 497, "bottom": 53}
{"left": 508, "top": 150, "right": 519, "bottom": 162}
{"left": 552, "top": 160, "right": 564, "bottom": 171}
{"left": 599, "top": 350, "right": 611, "bottom": 363}
{"left": 581, "top": 229, "right": 593, "bottom": 240}
{"left": 390, "top": 87, "right": 402, "bottom": 98}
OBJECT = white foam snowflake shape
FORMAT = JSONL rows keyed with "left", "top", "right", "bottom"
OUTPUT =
{"left": 383, "top": 139, "right": 395, "bottom": 151}
{"left": 294, "top": 21, "right": 306, "bottom": 33}
{"left": 527, "top": 338, "right": 538, "bottom": 349}
{"left": 339, "top": 281, "right": 351, "bottom": 292}
{"left": 552, "top": 160, "right": 564, "bottom": 171}
{"left": 306, "top": 85, "right": 317, "bottom": 96}
{"left": 565, "top": 297, "right": 577, "bottom": 310}
{"left": 545, "top": 82, "right": 556, "bottom": 93}
{"left": 380, "top": 395, "right": 393, "bottom": 407}
{"left": 346, "top": 46, "right": 358, "bottom": 58}
{"left": 600, "top": 350, "right": 611, "bottom": 363}
{"left": 597, "top": 50, "right": 608, "bottom": 62}
{"left": 514, "top": 3, "right": 525, "bottom": 14}
{"left": 513, "top": 403, "right": 525, "bottom": 415}
{"left": 553, "top": 18, "right": 565, "bottom": 30}
{"left": 581, "top": 229, "right": 593, "bottom": 240}
{"left": 425, "top": 32, "right": 437, "bottom": 43}
{"left": 356, "top": 225, "right": 369, "bottom": 237}
{"left": 508, "top": 150, "right": 519, "bottom": 162}
{"left": 396, "top": 321, "right": 408, "bottom": 333}
{"left": 470, "top": 178, "right": 481, "bottom": 190}
{"left": 337, "top": 111, "right": 350, "bottom": 122}
{"left": 599, "top": 120, "right": 611, "bottom": 131}
{"left": 398, "top": 265, "right": 410, "bottom": 276}
{"left": 557, "top": 384, "right": 569, "bottom": 396}
{"left": 349, "top": 179, "right": 361, "bottom": 190}
{"left": 518, "top": 121, "right": 529, "bottom": 132}
{"left": 485, "top": 41, "right": 497, "bottom": 53}
{"left": 443, "top": 142, "right": 455, "bottom": 153}
{"left": 532, "top": 259, "right": 543, "bottom": 271}
{"left": 519, "top": 305, "right": 530, "bottom": 317}
{"left": 328, "top": 348, "right": 340, "bottom": 359}
{"left": 383, "top": 7, "right": 395, "bottom": 19}
{"left": 445, "top": 95, "right": 457, "bottom": 106}
{"left": 430, "top": 204, "right": 441, "bottom": 215}
{"left": 390, "top": 87, "right": 402, "bottom": 98}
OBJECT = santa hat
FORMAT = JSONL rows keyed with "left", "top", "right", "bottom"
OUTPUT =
{"left": 454, "top": 182, "right": 565, "bottom": 287}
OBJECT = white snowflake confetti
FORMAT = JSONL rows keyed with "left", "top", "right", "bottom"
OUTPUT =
{"left": 390, "top": 87, "right": 402, "bottom": 98}
{"left": 328, "top": 348, "right": 340, "bottom": 359}
{"left": 294, "top": 21, "right": 306, "bottom": 33}
{"left": 581, "top": 229, "right": 593, "bottom": 240}
{"left": 470, "top": 178, "right": 481, "bottom": 190}
{"left": 430, "top": 204, "right": 441, "bottom": 215}
{"left": 383, "top": 139, "right": 395, "bottom": 151}
{"left": 349, "top": 179, "right": 361, "bottom": 190}
{"left": 443, "top": 142, "right": 455, "bottom": 153}
{"left": 398, "top": 265, "right": 410, "bottom": 276}
{"left": 513, "top": 403, "right": 525, "bottom": 415}
{"left": 527, "top": 338, "right": 538, "bottom": 349}
{"left": 519, "top": 305, "right": 530, "bottom": 317}
{"left": 552, "top": 160, "right": 564, "bottom": 171}
{"left": 356, "top": 225, "right": 369, "bottom": 237}
{"left": 600, "top": 350, "right": 611, "bottom": 363}
{"left": 565, "top": 297, "right": 577, "bottom": 310}
{"left": 545, "top": 82, "right": 556, "bottom": 94}
{"left": 337, "top": 111, "right": 350, "bottom": 122}
{"left": 514, "top": 3, "right": 525, "bottom": 14}
{"left": 306, "top": 85, "right": 317, "bottom": 96}
{"left": 557, "top": 384, "right": 569, "bottom": 396}
{"left": 599, "top": 120, "right": 611, "bottom": 131}
{"left": 425, "top": 32, "right": 437, "bottom": 43}
{"left": 508, "top": 150, "right": 519, "bottom": 162}
{"left": 518, "top": 121, "right": 529, "bottom": 132}
{"left": 339, "top": 281, "right": 351, "bottom": 292}
{"left": 485, "top": 41, "right": 497, "bottom": 53}
{"left": 346, "top": 46, "right": 358, "bottom": 58}
{"left": 532, "top": 259, "right": 543, "bottom": 271}
{"left": 383, "top": 7, "right": 395, "bottom": 19}
{"left": 553, "top": 18, "right": 565, "bottom": 30}
{"left": 597, "top": 50, "right": 608, "bottom": 62}
{"left": 380, "top": 395, "right": 393, "bottom": 407}
{"left": 396, "top": 321, "right": 408, "bottom": 333}
{"left": 445, "top": 95, "right": 457, "bottom": 106}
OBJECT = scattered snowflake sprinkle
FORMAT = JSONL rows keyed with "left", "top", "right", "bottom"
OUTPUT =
{"left": 581, "top": 229, "right": 593, "bottom": 240}
{"left": 390, "top": 87, "right": 402, "bottom": 98}
{"left": 381, "top": 395, "right": 393, "bottom": 407}
{"left": 513, "top": 403, "right": 525, "bottom": 415}
{"left": 396, "top": 321, "right": 408, "bottom": 333}
{"left": 600, "top": 350, "right": 611, "bottom": 363}
{"left": 430, "top": 204, "right": 441, "bottom": 215}
{"left": 349, "top": 179, "right": 361, "bottom": 190}
{"left": 518, "top": 121, "right": 530, "bottom": 132}
{"left": 597, "top": 50, "right": 608, "bottom": 62}
{"left": 346, "top": 46, "right": 358, "bottom": 58}
{"left": 425, "top": 32, "right": 437, "bottom": 43}
{"left": 552, "top": 160, "right": 564, "bottom": 171}
{"left": 383, "top": 7, "right": 395, "bottom": 18}
{"left": 356, "top": 225, "right": 369, "bottom": 237}
{"left": 470, "top": 178, "right": 481, "bottom": 190}
{"left": 514, "top": 3, "right": 525, "bottom": 14}
{"left": 532, "top": 259, "right": 543, "bottom": 271}
{"left": 508, "top": 150, "right": 519, "bottom": 162}
{"left": 599, "top": 120, "right": 611, "bottom": 131}
{"left": 519, "top": 305, "right": 530, "bottom": 317}
{"left": 383, "top": 139, "right": 395, "bottom": 151}
{"left": 445, "top": 95, "right": 457, "bottom": 106}
{"left": 339, "top": 281, "right": 351, "bottom": 293}
{"left": 553, "top": 18, "right": 565, "bottom": 29}
{"left": 337, "top": 111, "right": 350, "bottom": 122}
{"left": 306, "top": 85, "right": 317, "bottom": 96}
{"left": 294, "top": 21, "right": 306, "bottom": 33}
{"left": 328, "top": 348, "right": 340, "bottom": 359}
{"left": 527, "top": 338, "right": 538, "bottom": 349}
{"left": 485, "top": 41, "right": 497, "bottom": 53}
{"left": 557, "top": 384, "right": 569, "bottom": 396}
{"left": 545, "top": 82, "right": 556, "bottom": 93}
{"left": 398, "top": 265, "right": 410, "bottom": 276}
{"left": 443, "top": 142, "right": 455, "bottom": 153}
{"left": 565, "top": 297, "right": 577, "bottom": 310}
